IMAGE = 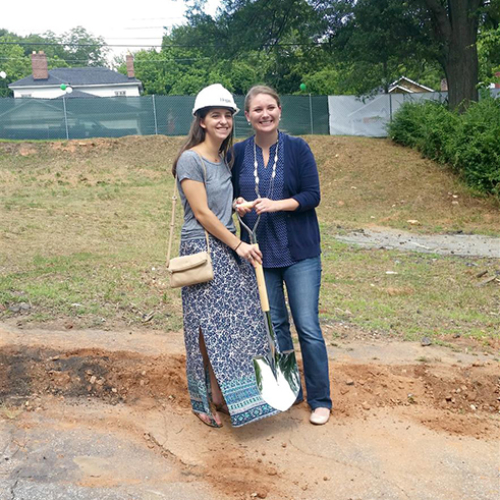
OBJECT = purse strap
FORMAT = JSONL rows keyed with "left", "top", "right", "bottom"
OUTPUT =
{"left": 166, "top": 152, "right": 210, "bottom": 266}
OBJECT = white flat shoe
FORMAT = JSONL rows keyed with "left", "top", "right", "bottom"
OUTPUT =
{"left": 309, "top": 407, "right": 330, "bottom": 425}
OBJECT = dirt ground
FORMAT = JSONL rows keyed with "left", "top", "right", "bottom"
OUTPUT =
{"left": 1, "top": 136, "right": 499, "bottom": 499}
{"left": 1, "top": 321, "right": 498, "bottom": 500}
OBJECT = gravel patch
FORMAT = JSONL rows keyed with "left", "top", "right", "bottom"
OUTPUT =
{"left": 335, "top": 228, "right": 500, "bottom": 258}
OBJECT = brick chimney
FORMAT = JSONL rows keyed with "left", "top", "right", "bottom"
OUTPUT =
{"left": 126, "top": 54, "right": 135, "bottom": 79}
{"left": 31, "top": 51, "right": 48, "bottom": 80}
{"left": 495, "top": 72, "right": 500, "bottom": 89}
{"left": 440, "top": 78, "right": 448, "bottom": 92}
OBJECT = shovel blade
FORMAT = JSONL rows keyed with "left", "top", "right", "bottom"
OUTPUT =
{"left": 253, "top": 351, "right": 301, "bottom": 412}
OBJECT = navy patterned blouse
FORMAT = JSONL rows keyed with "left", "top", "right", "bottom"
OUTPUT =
{"left": 238, "top": 132, "right": 297, "bottom": 268}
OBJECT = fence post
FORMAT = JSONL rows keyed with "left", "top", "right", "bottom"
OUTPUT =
{"left": 308, "top": 93, "right": 314, "bottom": 134}
{"left": 152, "top": 95, "right": 159, "bottom": 135}
{"left": 389, "top": 93, "right": 393, "bottom": 122}
{"left": 62, "top": 97, "right": 69, "bottom": 140}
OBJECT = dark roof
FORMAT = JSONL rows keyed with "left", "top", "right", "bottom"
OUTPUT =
{"left": 10, "top": 67, "right": 141, "bottom": 88}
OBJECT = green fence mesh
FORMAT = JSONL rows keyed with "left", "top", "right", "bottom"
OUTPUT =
{"left": 0, "top": 95, "right": 330, "bottom": 140}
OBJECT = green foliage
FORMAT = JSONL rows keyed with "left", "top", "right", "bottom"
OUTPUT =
{"left": 0, "top": 1, "right": 496, "bottom": 100}
{"left": 131, "top": 0, "right": 446, "bottom": 97}
{"left": 388, "top": 100, "right": 459, "bottom": 163}
{"left": 0, "top": 36, "right": 30, "bottom": 96}
{"left": 117, "top": 0, "right": 326, "bottom": 96}
{"left": 59, "top": 26, "right": 109, "bottom": 67}
{"left": 388, "top": 98, "right": 500, "bottom": 196}
{"left": 0, "top": 26, "right": 109, "bottom": 81}
{"left": 452, "top": 98, "right": 500, "bottom": 194}
{"left": 302, "top": 66, "right": 343, "bottom": 95}
{"left": 329, "top": 0, "right": 432, "bottom": 94}
{"left": 478, "top": 25, "right": 500, "bottom": 85}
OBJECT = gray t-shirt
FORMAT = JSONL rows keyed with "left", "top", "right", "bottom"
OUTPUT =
{"left": 176, "top": 150, "right": 236, "bottom": 240}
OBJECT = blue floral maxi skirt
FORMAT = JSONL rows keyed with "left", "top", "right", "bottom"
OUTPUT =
{"left": 180, "top": 236, "right": 280, "bottom": 427}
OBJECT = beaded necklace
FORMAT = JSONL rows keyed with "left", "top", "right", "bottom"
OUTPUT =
{"left": 253, "top": 133, "right": 279, "bottom": 199}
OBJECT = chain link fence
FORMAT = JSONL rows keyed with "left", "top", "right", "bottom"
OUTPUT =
{"left": 0, "top": 94, "right": 329, "bottom": 141}
{"left": 0, "top": 90, "right": 496, "bottom": 140}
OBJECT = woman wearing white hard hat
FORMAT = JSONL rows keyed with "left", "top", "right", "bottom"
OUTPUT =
{"left": 172, "top": 84, "right": 280, "bottom": 427}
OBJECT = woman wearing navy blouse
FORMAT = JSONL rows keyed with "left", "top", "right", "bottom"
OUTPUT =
{"left": 233, "top": 85, "right": 332, "bottom": 425}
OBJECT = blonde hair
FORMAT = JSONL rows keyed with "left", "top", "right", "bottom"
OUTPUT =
{"left": 244, "top": 85, "right": 281, "bottom": 112}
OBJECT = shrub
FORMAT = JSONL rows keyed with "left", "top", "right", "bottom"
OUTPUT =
{"left": 388, "top": 98, "right": 500, "bottom": 197}
{"left": 451, "top": 98, "right": 500, "bottom": 195}
{"left": 387, "top": 101, "right": 426, "bottom": 149}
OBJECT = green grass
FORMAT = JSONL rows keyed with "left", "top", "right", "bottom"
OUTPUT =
{"left": 0, "top": 253, "right": 183, "bottom": 331}
{"left": 320, "top": 238, "right": 499, "bottom": 340}
{"left": 0, "top": 136, "right": 498, "bottom": 345}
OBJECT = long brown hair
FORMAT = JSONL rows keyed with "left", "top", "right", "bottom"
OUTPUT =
{"left": 244, "top": 85, "right": 281, "bottom": 113}
{"left": 172, "top": 107, "right": 235, "bottom": 176}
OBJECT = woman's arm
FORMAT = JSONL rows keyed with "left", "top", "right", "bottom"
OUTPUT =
{"left": 253, "top": 197, "right": 299, "bottom": 215}
{"left": 181, "top": 179, "right": 262, "bottom": 264}
{"left": 250, "top": 138, "right": 320, "bottom": 215}
{"left": 289, "top": 139, "right": 321, "bottom": 212}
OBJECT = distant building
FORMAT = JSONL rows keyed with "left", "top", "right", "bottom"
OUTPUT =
{"left": 387, "top": 76, "right": 435, "bottom": 94}
{"left": 9, "top": 52, "right": 142, "bottom": 99}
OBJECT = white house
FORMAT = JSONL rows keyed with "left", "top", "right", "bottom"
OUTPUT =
{"left": 9, "top": 52, "right": 142, "bottom": 99}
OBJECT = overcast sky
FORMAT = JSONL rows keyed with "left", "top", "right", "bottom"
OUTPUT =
{"left": 2, "top": 0, "right": 221, "bottom": 61}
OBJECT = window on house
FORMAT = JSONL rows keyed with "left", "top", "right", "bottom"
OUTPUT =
{"left": 115, "top": 91, "right": 126, "bottom": 97}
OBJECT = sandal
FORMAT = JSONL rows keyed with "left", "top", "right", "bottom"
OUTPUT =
{"left": 195, "top": 412, "right": 223, "bottom": 428}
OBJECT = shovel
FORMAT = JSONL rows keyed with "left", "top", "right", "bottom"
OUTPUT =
{"left": 237, "top": 208, "right": 301, "bottom": 412}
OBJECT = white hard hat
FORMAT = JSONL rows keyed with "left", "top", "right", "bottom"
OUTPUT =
{"left": 192, "top": 84, "right": 239, "bottom": 115}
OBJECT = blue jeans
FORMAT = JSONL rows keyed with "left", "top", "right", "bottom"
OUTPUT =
{"left": 264, "top": 257, "right": 332, "bottom": 410}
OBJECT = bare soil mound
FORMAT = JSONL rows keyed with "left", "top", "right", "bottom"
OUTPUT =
{"left": 1, "top": 345, "right": 497, "bottom": 440}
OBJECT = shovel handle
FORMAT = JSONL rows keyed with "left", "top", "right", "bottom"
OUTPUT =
{"left": 252, "top": 244, "right": 270, "bottom": 312}
{"left": 236, "top": 201, "right": 255, "bottom": 210}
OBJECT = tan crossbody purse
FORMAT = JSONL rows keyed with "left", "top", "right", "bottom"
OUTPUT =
{"left": 166, "top": 154, "right": 214, "bottom": 289}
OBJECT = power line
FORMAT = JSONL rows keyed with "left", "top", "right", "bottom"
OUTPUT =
{"left": 97, "top": 37, "right": 168, "bottom": 40}
{"left": 0, "top": 40, "right": 327, "bottom": 49}
{"left": 0, "top": 41, "right": 165, "bottom": 48}
{"left": 130, "top": 17, "right": 186, "bottom": 21}
{"left": 123, "top": 27, "right": 168, "bottom": 30}
{"left": 0, "top": 56, "right": 212, "bottom": 64}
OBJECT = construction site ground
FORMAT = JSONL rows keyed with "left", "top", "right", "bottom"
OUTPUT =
{"left": 1, "top": 321, "right": 498, "bottom": 500}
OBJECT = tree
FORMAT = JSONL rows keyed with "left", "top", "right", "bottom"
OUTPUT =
{"left": 318, "top": 0, "right": 492, "bottom": 109}
{"left": 2, "top": 27, "right": 109, "bottom": 70}
{"left": 208, "top": 0, "right": 445, "bottom": 95}
{"left": 163, "top": 0, "right": 495, "bottom": 100}
{"left": 419, "top": 0, "right": 485, "bottom": 109}
{"left": 187, "top": 0, "right": 326, "bottom": 93}
{"left": 0, "top": 36, "right": 30, "bottom": 96}
{"left": 21, "top": 31, "right": 70, "bottom": 66}
{"left": 58, "top": 26, "right": 109, "bottom": 67}
{"left": 323, "top": 0, "right": 437, "bottom": 95}
{"left": 478, "top": 25, "right": 500, "bottom": 85}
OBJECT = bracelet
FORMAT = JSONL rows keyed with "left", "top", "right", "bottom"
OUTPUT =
{"left": 234, "top": 241, "right": 242, "bottom": 251}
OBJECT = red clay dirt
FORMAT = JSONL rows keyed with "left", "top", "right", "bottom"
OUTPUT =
{"left": 1, "top": 323, "right": 498, "bottom": 500}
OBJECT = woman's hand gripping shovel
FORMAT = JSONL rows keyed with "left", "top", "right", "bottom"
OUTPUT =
{"left": 237, "top": 204, "right": 301, "bottom": 412}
